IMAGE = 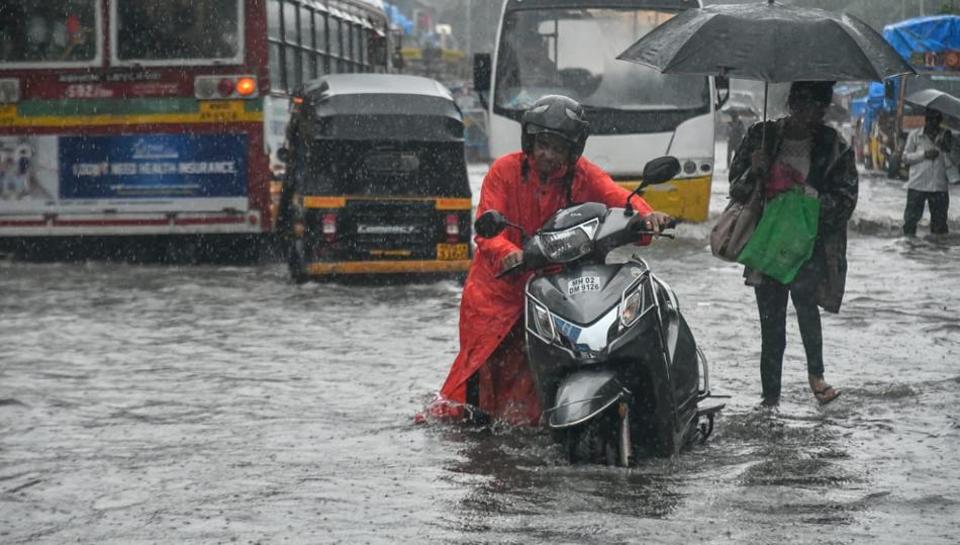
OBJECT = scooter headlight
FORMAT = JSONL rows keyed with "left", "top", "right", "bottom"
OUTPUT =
{"left": 619, "top": 274, "right": 653, "bottom": 328}
{"left": 538, "top": 219, "right": 599, "bottom": 263}
{"left": 532, "top": 302, "right": 556, "bottom": 342}
{"left": 620, "top": 289, "right": 644, "bottom": 327}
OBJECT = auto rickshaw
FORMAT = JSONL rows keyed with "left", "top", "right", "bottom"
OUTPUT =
{"left": 277, "top": 74, "right": 473, "bottom": 282}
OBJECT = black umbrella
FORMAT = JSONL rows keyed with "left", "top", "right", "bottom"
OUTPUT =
{"left": 618, "top": 0, "right": 913, "bottom": 82}
{"left": 906, "top": 89, "right": 960, "bottom": 120}
{"left": 617, "top": 0, "right": 915, "bottom": 140}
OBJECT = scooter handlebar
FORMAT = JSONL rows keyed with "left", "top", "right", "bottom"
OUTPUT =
{"left": 630, "top": 218, "right": 679, "bottom": 238}
{"left": 495, "top": 262, "right": 525, "bottom": 279}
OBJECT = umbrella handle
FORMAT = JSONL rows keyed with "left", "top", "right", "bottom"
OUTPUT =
{"left": 761, "top": 81, "right": 768, "bottom": 151}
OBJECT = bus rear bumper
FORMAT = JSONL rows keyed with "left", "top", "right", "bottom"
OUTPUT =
{"left": 0, "top": 211, "right": 263, "bottom": 236}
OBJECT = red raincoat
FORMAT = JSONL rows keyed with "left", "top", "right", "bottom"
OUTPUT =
{"left": 429, "top": 152, "right": 653, "bottom": 425}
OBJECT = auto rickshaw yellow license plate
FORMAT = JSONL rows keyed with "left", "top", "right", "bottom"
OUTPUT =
{"left": 436, "top": 243, "right": 468, "bottom": 260}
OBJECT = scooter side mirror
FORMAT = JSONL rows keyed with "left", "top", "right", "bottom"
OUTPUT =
{"left": 475, "top": 210, "right": 508, "bottom": 238}
{"left": 624, "top": 156, "right": 681, "bottom": 215}
{"left": 642, "top": 156, "right": 681, "bottom": 186}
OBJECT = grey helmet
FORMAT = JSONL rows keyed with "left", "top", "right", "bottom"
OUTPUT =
{"left": 521, "top": 95, "right": 589, "bottom": 161}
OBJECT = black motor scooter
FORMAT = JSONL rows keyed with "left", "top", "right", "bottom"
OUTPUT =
{"left": 475, "top": 156, "right": 725, "bottom": 465}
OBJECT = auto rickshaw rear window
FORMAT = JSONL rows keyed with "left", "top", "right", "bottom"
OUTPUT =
{"left": 303, "top": 141, "right": 469, "bottom": 198}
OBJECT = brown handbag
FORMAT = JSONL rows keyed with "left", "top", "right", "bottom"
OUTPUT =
{"left": 710, "top": 175, "right": 764, "bottom": 262}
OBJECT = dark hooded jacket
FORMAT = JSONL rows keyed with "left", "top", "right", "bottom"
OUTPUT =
{"left": 729, "top": 120, "right": 859, "bottom": 313}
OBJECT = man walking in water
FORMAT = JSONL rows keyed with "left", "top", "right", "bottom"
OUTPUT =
{"left": 902, "top": 107, "right": 953, "bottom": 237}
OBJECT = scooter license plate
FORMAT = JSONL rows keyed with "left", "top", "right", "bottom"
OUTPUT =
{"left": 567, "top": 275, "right": 601, "bottom": 296}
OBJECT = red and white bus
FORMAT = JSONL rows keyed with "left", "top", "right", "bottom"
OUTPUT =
{"left": 0, "top": 0, "right": 391, "bottom": 260}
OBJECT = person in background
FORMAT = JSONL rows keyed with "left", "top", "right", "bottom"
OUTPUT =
{"left": 728, "top": 81, "right": 858, "bottom": 407}
{"left": 424, "top": 95, "right": 671, "bottom": 425}
{"left": 901, "top": 108, "right": 953, "bottom": 237}
{"left": 727, "top": 112, "right": 747, "bottom": 168}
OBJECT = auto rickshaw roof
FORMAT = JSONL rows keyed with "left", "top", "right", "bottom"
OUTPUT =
{"left": 302, "top": 73, "right": 455, "bottom": 101}
{"left": 298, "top": 74, "right": 464, "bottom": 141}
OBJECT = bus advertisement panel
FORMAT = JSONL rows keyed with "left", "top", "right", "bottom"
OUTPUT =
{"left": 1, "top": 134, "right": 247, "bottom": 212}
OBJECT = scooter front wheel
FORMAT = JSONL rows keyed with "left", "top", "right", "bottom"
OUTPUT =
{"left": 563, "top": 408, "right": 620, "bottom": 466}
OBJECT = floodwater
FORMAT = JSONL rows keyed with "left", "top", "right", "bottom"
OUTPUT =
{"left": 2, "top": 156, "right": 959, "bottom": 544}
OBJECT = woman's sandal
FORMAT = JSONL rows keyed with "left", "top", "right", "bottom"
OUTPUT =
{"left": 813, "top": 384, "right": 841, "bottom": 406}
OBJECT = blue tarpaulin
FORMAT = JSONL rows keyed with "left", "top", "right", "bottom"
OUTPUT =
{"left": 850, "top": 97, "right": 868, "bottom": 117}
{"left": 383, "top": 2, "right": 414, "bottom": 34}
{"left": 883, "top": 15, "right": 960, "bottom": 61}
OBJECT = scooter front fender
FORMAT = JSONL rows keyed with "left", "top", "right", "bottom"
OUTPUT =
{"left": 545, "top": 369, "right": 625, "bottom": 429}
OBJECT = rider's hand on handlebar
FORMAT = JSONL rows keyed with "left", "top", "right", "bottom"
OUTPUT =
{"left": 501, "top": 250, "right": 523, "bottom": 273}
{"left": 635, "top": 211, "right": 674, "bottom": 235}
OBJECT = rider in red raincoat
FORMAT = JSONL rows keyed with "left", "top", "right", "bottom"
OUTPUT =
{"left": 428, "top": 95, "right": 672, "bottom": 426}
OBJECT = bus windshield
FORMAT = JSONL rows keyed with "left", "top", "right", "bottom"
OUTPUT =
{"left": 0, "top": 0, "right": 99, "bottom": 64}
{"left": 494, "top": 8, "right": 708, "bottom": 115}
{"left": 115, "top": 0, "right": 240, "bottom": 62}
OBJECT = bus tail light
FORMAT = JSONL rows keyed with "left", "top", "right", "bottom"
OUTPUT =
{"left": 322, "top": 213, "right": 338, "bottom": 243}
{"left": 195, "top": 75, "right": 258, "bottom": 100}
{"left": 0, "top": 79, "right": 20, "bottom": 104}
{"left": 445, "top": 214, "right": 460, "bottom": 243}
{"left": 236, "top": 77, "right": 257, "bottom": 97}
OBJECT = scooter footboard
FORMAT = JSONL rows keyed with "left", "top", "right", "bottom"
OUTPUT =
{"left": 545, "top": 369, "right": 625, "bottom": 429}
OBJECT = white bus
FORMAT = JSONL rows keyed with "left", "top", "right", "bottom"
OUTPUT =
{"left": 474, "top": 0, "right": 725, "bottom": 222}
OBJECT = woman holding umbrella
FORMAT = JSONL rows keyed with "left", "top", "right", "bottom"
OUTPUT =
{"left": 618, "top": 0, "right": 913, "bottom": 407}
{"left": 728, "top": 81, "right": 858, "bottom": 406}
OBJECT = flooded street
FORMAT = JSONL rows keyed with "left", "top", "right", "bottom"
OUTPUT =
{"left": 2, "top": 161, "right": 959, "bottom": 544}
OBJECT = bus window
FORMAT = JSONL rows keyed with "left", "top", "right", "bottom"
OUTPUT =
{"left": 268, "top": 0, "right": 281, "bottom": 39}
{"left": 494, "top": 9, "right": 708, "bottom": 117}
{"left": 0, "top": 0, "right": 98, "bottom": 64}
{"left": 300, "top": 6, "right": 314, "bottom": 50}
{"left": 359, "top": 29, "right": 369, "bottom": 68}
{"left": 350, "top": 23, "right": 359, "bottom": 62}
{"left": 303, "top": 51, "right": 316, "bottom": 81}
{"left": 283, "top": 2, "right": 299, "bottom": 45}
{"left": 330, "top": 18, "right": 342, "bottom": 59}
{"left": 316, "top": 12, "right": 328, "bottom": 54}
{"left": 269, "top": 41, "right": 284, "bottom": 91}
{"left": 115, "top": 0, "right": 239, "bottom": 61}
{"left": 286, "top": 47, "right": 301, "bottom": 89}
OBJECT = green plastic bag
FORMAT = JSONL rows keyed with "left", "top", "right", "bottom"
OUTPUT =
{"left": 737, "top": 188, "right": 820, "bottom": 284}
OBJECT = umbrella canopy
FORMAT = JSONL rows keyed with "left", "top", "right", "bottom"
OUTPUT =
{"left": 617, "top": 1, "right": 914, "bottom": 83}
{"left": 906, "top": 88, "right": 960, "bottom": 119}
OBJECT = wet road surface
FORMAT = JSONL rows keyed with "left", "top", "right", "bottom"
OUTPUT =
{"left": 1, "top": 162, "right": 959, "bottom": 544}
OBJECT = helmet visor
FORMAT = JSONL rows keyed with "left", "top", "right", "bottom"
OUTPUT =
{"left": 525, "top": 123, "right": 577, "bottom": 145}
